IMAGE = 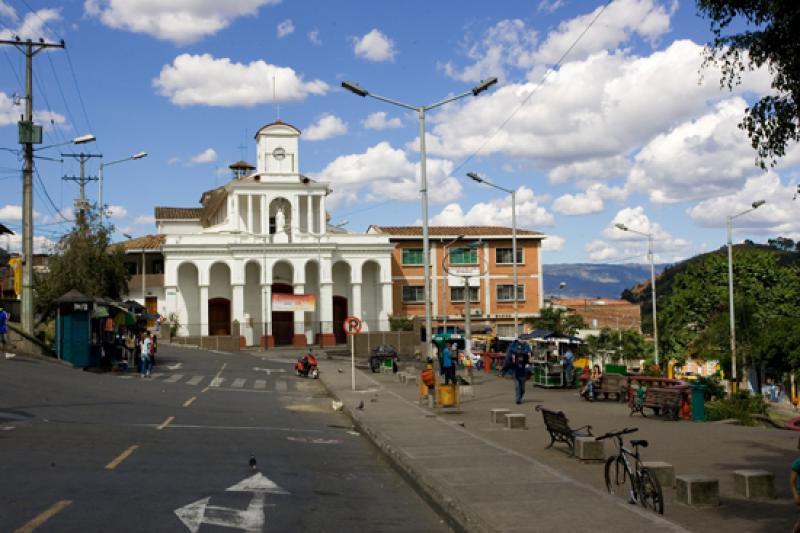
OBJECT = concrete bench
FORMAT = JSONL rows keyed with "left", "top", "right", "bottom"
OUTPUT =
{"left": 490, "top": 408, "right": 511, "bottom": 424}
{"left": 403, "top": 374, "right": 418, "bottom": 385}
{"left": 642, "top": 461, "right": 675, "bottom": 488}
{"left": 733, "top": 469, "right": 775, "bottom": 500}
{"left": 574, "top": 436, "right": 604, "bottom": 461}
{"left": 676, "top": 475, "right": 719, "bottom": 506}
{"left": 504, "top": 413, "right": 526, "bottom": 429}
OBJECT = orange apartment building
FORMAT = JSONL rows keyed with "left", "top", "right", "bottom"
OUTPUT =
{"left": 367, "top": 226, "right": 546, "bottom": 337}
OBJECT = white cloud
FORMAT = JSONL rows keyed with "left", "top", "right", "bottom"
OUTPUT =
{"left": 190, "top": 147, "right": 217, "bottom": 164}
{"left": 537, "top": 0, "right": 565, "bottom": 13}
{"left": 0, "top": 204, "right": 22, "bottom": 220}
{"left": 548, "top": 156, "right": 630, "bottom": 185}
{"left": 84, "top": 0, "right": 280, "bottom": 45}
{"left": 304, "top": 114, "right": 347, "bottom": 141}
{"left": 362, "top": 111, "right": 402, "bottom": 130}
{"left": 353, "top": 29, "right": 396, "bottom": 62}
{"left": 153, "top": 53, "right": 328, "bottom": 107}
{"left": 134, "top": 214, "right": 155, "bottom": 225}
{"left": 0, "top": 1, "right": 18, "bottom": 21}
{"left": 308, "top": 29, "right": 321, "bottom": 45}
{"left": 552, "top": 183, "right": 627, "bottom": 215}
{"left": 106, "top": 205, "right": 128, "bottom": 219}
{"left": 687, "top": 172, "right": 800, "bottom": 238}
{"left": 430, "top": 186, "right": 554, "bottom": 228}
{"left": 39, "top": 207, "right": 73, "bottom": 225}
{"left": 542, "top": 234, "right": 565, "bottom": 251}
{"left": 1, "top": 234, "right": 57, "bottom": 254}
{"left": 276, "top": 19, "right": 294, "bottom": 38}
{"left": 1, "top": 92, "right": 66, "bottom": 129}
{"left": 0, "top": 4, "right": 60, "bottom": 41}
{"left": 312, "top": 142, "right": 459, "bottom": 209}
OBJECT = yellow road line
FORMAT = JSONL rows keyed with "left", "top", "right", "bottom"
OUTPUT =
{"left": 157, "top": 416, "right": 175, "bottom": 430}
{"left": 183, "top": 396, "right": 197, "bottom": 407}
{"left": 201, "top": 386, "right": 209, "bottom": 393}
{"left": 201, "top": 362, "right": 226, "bottom": 394}
{"left": 105, "top": 445, "right": 139, "bottom": 470}
{"left": 15, "top": 500, "right": 72, "bottom": 533}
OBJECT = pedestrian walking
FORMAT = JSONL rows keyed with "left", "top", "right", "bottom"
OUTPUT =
{"left": 140, "top": 331, "right": 152, "bottom": 377}
{"left": 0, "top": 304, "right": 9, "bottom": 350}
{"left": 562, "top": 348, "right": 575, "bottom": 388}
{"left": 513, "top": 350, "right": 530, "bottom": 404}
{"left": 442, "top": 344, "right": 456, "bottom": 385}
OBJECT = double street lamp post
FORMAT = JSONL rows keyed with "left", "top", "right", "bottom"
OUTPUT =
{"left": 467, "top": 172, "right": 518, "bottom": 336}
{"left": 615, "top": 223, "right": 659, "bottom": 365}
{"left": 727, "top": 200, "right": 765, "bottom": 390}
{"left": 342, "top": 77, "right": 498, "bottom": 359}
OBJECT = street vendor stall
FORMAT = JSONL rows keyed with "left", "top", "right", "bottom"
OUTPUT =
{"left": 520, "top": 329, "right": 583, "bottom": 388}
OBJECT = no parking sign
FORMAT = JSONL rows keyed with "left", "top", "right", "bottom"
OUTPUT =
{"left": 343, "top": 316, "right": 362, "bottom": 336}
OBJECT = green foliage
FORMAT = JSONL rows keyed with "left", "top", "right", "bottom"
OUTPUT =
{"left": 389, "top": 315, "right": 414, "bottom": 332}
{"left": 584, "top": 326, "right": 653, "bottom": 361}
{"left": 705, "top": 391, "right": 768, "bottom": 426}
{"left": 694, "top": 376, "right": 726, "bottom": 402}
{"left": 697, "top": 1, "right": 800, "bottom": 168}
{"left": 525, "top": 307, "right": 585, "bottom": 336}
{"left": 35, "top": 209, "right": 129, "bottom": 314}
{"left": 168, "top": 311, "right": 180, "bottom": 338}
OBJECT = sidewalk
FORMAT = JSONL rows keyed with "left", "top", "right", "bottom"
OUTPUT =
{"left": 318, "top": 359, "right": 691, "bottom": 533}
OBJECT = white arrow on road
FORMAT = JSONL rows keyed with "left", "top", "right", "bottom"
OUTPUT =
{"left": 174, "top": 473, "right": 289, "bottom": 532}
{"left": 252, "top": 367, "right": 286, "bottom": 375}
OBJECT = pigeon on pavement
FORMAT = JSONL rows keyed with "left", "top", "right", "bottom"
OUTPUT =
{"left": 249, "top": 454, "right": 257, "bottom": 471}
{"left": 357, "top": 400, "right": 364, "bottom": 410}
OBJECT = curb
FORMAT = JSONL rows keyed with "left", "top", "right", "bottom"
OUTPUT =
{"left": 318, "top": 373, "right": 496, "bottom": 533}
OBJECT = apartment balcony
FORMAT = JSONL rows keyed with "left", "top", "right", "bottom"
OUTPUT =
{"left": 128, "top": 273, "right": 164, "bottom": 290}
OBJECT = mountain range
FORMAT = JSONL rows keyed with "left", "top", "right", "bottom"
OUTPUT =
{"left": 542, "top": 263, "right": 668, "bottom": 299}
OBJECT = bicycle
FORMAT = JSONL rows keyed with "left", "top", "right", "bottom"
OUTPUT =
{"left": 596, "top": 427, "right": 664, "bottom": 515}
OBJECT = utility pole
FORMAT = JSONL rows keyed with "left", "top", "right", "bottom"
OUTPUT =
{"left": 62, "top": 153, "right": 101, "bottom": 222}
{"left": 0, "top": 37, "right": 65, "bottom": 334}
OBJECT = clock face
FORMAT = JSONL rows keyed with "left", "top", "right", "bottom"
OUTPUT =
{"left": 272, "top": 147, "right": 286, "bottom": 161}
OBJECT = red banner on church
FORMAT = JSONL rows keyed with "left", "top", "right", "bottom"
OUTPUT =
{"left": 272, "top": 293, "right": 316, "bottom": 312}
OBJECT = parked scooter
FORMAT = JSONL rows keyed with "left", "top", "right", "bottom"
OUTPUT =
{"left": 295, "top": 351, "right": 319, "bottom": 379}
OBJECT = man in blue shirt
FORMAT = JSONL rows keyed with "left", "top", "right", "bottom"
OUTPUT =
{"left": 0, "top": 305, "right": 8, "bottom": 350}
{"left": 442, "top": 344, "right": 455, "bottom": 385}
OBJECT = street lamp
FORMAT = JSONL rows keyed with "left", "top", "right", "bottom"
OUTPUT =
{"left": 615, "top": 223, "right": 659, "bottom": 365}
{"left": 468, "top": 171, "right": 518, "bottom": 336}
{"left": 99, "top": 151, "right": 147, "bottom": 225}
{"left": 727, "top": 199, "right": 765, "bottom": 390}
{"left": 342, "top": 77, "right": 498, "bottom": 359}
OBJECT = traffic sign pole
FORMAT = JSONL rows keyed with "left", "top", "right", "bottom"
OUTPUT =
{"left": 344, "top": 316, "right": 362, "bottom": 391}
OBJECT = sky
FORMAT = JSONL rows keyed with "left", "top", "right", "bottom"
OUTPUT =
{"left": 0, "top": 0, "right": 798, "bottom": 265}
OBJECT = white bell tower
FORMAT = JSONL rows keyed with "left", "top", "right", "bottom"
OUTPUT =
{"left": 255, "top": 120, "right": 300, "bottom": 176}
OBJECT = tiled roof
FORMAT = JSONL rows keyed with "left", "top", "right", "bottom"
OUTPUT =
{"left": 369, "top": 225, "right": 544, "bottom": 237}
{"left": 551, "top": 298, "right": 635, "bottom": 307}
{"left": 229, "top": 160, "right": 255, "bottom": 169}
{"left": 109, "top": 234, "right": 165, "bottom": 252}
{"left": 154, "top": 207, "right": 203, "bottom": 220}
{"left": 254, "top": 119, "right": 301, "bottom": 137}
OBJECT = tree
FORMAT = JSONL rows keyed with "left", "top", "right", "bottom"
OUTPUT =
{"left": 35, "top": 209, "right": 129, "bottom": 315}
{"left": 526, "top": 307, "right": 585, "bottom": 337}
{"left": 767, "top": 236, "right": 796, "bottom": 251}
{"left": 698, "top": 1, "right": 800, "bottom": 168}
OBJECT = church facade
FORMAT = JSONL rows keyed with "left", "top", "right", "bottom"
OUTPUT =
{"left": 155, "top": 120, "right": 395, "bottom": 347}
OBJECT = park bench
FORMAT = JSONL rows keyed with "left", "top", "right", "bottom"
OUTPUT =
{"left": 630, "top": 386, "right": 681, "bottom": 420}
{"left": 598, "top": 373, "right": 627, "bottom": 401}
{"left": 536, "top": 405, "right": 593, "bottom": 456}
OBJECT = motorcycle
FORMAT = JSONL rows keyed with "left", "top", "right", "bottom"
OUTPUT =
{"left": 295, "top": 351, "right": 319, "bottom": 379}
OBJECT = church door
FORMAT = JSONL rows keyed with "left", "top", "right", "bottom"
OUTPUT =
{"left": 271, "top": 283, "right": 294, "bottom": 346}
{"left": 208, "top": 298, "right": 231, "bottom": 336}
{"left": 333, "top": 296, "right": 348, "bottom": 345}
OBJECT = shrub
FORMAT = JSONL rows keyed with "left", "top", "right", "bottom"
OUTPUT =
{"left": 695, "top": 376, "right": 726, "bottom": 401}
{"left": 705, "top": 391, "right": 768, "bottom": 425}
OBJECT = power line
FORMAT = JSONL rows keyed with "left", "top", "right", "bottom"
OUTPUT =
{"left": 64, "top": 49, "right": 97, "bottom": 147}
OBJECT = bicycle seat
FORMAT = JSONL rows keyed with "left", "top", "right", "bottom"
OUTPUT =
{"left": 631, "top": 439, "right": 648, "bottom": 448}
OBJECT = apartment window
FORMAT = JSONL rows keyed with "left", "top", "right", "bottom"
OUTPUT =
{"left": 450, "top": 286, "right": 480, "bottom": 302}
{"left": 496, "top": 284, "right": 525, "bottom": 302}
{"left": 496, "top": 248, "right": 523, "bottom": 265}
{"left": 402, "top": 248, "right": 424, "bottom": 266}
{"left": 496, "top": 324, "right": 519, "bottom": 338}
{"left": 449, "top": 247, "right": 478, "bottom": 265}
{"left": 402, "top": 285, "right": 425, "bottom": 304}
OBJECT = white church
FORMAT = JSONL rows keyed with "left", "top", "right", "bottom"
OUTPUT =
{"left": 154, "top": 120, "right": 395, "bottom": 347}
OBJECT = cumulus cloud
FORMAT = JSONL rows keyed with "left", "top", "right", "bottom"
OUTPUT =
{"left": 687, "top": 173, "right": 800, "bottom": 238}
{"left": 362, "top": 111, "right": 402, "bottom": 130}
{"left": 304, "top": 114, "right": 347, "bottom": 141}
{"left": 311, "top": 142, "right": 459, "bottom": 209}
{"left": 1, "top": 233, "right": 56, "bottom": 254}
{"left": 542, "top": 234, "right": 565, "bottom": 251}
{"left": 0, "top": 3, "right": 60, "bottom": 41}
{"left": 190, "top": 147, "right": 217, "bottom": 164}
{"left": 84, "top": 0, "right": 280, "bottom": 45}
{"left": 2, "top": 92, "right": 65, "bottom": 129}
{"left": 548, "top": 156, "right": 630, "bottom": 185}
{"left": 307, "top": 29, "right": 321, "bottom": 45}
{"left": 430, "top": 186, "right": 554, "bottom": 228}
{"left": 276, "top": 19, "right": 294, "bottom": 38}
{"left": 153, "top": 54, "right": 328, "bottom": 107}
{"left": 552, "top": 183, "right": 627, "bottom": 215}
{"left": 106, "top": 205, "right": 128, "bottom": 219}
{"left": 134, "top": 214, "right": 155, "bottom": 225}
{"left": 353, "top": 29, "right": 396, "bottom": 62}
{"left": 0, "top": 204, "right": 22, "bottom": 220}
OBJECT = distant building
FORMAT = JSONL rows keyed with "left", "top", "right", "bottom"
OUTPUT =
{"left": 550, "top": 297, "right": 641, "bottom": 332}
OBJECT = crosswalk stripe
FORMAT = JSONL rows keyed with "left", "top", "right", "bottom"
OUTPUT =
{"left": 231, "top": 378, "right": 246, "bottom": 388}
{"left": 164, "top": 374, "right": 183, "bottom": 383}
{"left": 275, "top": 380, "right": 287, "bottom": 392}
{"left": 209, "top": 377, "right": 225, "bottom": 388}
{"left": 186, "top": 376, "right": 203, "bottom": 386}
{"left": 149, "top": 372, "right": 164, "bottom": 379}
{"left": 254, "top": 379, "right": 266, "bottom": 389}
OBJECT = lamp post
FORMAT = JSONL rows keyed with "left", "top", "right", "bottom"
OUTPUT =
{"left": 441, "top": 234, "right": 465, "bottom": 333}
{"left": 467, "top": 172, "right": 518, "bottom": 336}
{"left": 342, "top": 77, "right": 498, "bottom": 358}
{"left": 727, "top": 200, "right": 765, "bottom": 391}
{"left": 99, "top": 151, "right": 147, "bottom": 225}
{"left": 615, "top": 223, "right": 659, "bottom": 365}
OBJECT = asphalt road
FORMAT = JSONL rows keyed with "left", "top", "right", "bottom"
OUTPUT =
{"left": 0, "top": 345, "right": 450, "bottom": 532}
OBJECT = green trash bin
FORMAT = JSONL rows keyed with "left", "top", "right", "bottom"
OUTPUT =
{"left": 689, "top": 382, "right": 706, "bottom": 422}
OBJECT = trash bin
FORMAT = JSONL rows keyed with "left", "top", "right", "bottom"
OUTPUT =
{"left": 689, "top": 382, "right": 706, "bottom": 422}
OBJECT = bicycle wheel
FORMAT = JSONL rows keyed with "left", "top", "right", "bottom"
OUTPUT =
{"left": 638, "top": 468, "right": 664, "bottom": 514}
{"left": 604, "top": 456, "right": 635, "bottom": 503}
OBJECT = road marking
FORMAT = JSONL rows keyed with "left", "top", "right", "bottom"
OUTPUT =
{"left": 183, "top": 396, "right": 197, "bottom": 408}
{"left": 14, "top": 499, "right": 72, "bottom": 533}
{"left": 201, "top": 386, "right": 209, "bottom": 393}
{"left": 275, "top": 380, "right": 287, "bottom": 392}
{"left": 157, "top": 416, "right": 175, "bottom": 430}
{"left": 186, "top": 375, "right": 203, "bottom": 386}
{"left": 226, "top": 472, "right": 289, "bottom": 494}
{"left": 167, "top": 363, "right": 183, "bottom": 370}
{"left": 105, "top": 445, "right": 139, "bottom": 470}
{"left": 209, "top": 377, "right": 225, "bottom": 388}
{"left": 165, "top": 374, "right": 184, "bottom": 383}
{"left": 137, "top": 423, "right": 322, "bottom": 433}
{"left": 231, "top": 378, "right": 246, "bottom": 388}
{"left": 149, "top": 372, "right": 164, "bottom": 379}
{"left": 254, "top": 379, "right": 266, "bottom": 389}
